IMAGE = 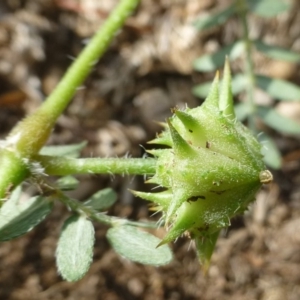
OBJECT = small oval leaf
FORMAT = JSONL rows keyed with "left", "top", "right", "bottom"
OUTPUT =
{"left": 194, "top": 4, "right": 235, "bottom": 31}
{"left": 193, "top": 41, "right": 244, "bottom": 72}
{"left": 192, "top": 82, "right": 212, "bottom": 98}
{"left": 234, "top": 102, "right": 250, "bottom": 121}
{"left": 107, "top": 225, "right": 173, "bottom": 266}
{"left": 56, "top": 215, "right": 95, "bottom": 282}
{"left": 254, "top": 40, "right": 300, "bottom": 63}
{"left": 83, "top": 188, "right": 117, "bottom": 211}
{"left": 0, "top": 190, "right": 53, "bottom": 241}
{"left": 247, "top": 0, "right": 291, "bottom": 18}
{"left": 258, "top": 133, "right": 282, "bottom": 169}
{"left": 193, "top": 73, "right": 248, "bottom": 99}
{"left": 257, "top": 106, "right": 300, "bottom": 135}
{"left": 256, "top": 75, "right": 300, "bottom": 101}
{"left": 56, "top": 176, "right": 79, "bottom": 191}
{"left": 40, "top": 141, "right": 87, "bottom": 158}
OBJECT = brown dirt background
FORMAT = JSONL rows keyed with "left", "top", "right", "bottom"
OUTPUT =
{"left": 0, "top": 0, "right": 300, "bottom": 299}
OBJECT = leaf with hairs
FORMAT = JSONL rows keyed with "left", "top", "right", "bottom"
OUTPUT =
{"left": 83, "top": 188, "right": 117, "bottom": 211}
{"left": 107, "top": 225, "right": 173, "bottom": 266}
{"left": 56, "top": 214, "right": 95, "bottom": 282}
{"left": 0, "top": 188, "right": 53, "bottom": 241}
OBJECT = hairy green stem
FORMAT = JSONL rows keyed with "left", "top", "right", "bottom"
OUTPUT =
{"left": 39, "top": 0, "right": 140, "bottom": 120}
{"left": 236, "top": 0, "right": 257, "bottom": 132}
{"left": 36, "top": 155, "right": 157, "bottom": 176}
{"left": 8, "top": 0, "right": 140, "bottom": 157}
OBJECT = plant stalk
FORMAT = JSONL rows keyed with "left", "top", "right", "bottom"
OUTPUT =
{"left": 7, "top": 0, "right": 140, "bottom": 157}
{"left": 39, "top": 0, "right": 140, "bottom": 120}
{"left": 236, "top": 0, "right": 257, "bottom": 132}
{"left": 36, "top": 155, "right": 157, "bottom": 176}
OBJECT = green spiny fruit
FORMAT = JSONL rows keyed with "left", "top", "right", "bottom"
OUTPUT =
{"left": 133, "top": 61, "right": 272, "bottom": 269}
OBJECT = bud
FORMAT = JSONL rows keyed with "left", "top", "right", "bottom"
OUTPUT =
{"left": 133, "top": 61, "right": 272, "bottom": 268}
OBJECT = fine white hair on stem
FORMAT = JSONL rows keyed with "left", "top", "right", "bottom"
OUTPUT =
{"left": 66, "top": 55, "right": 76, "bottom": 61}
{"left": 257, "top": 131, "right": 264, "bottom": 138}
{"left": 139, "top": 144, "right": 147, "bottom": 153}
{"left": 156, "top": 219, "right": 165, "bottom": 229}
{"left": 81, "top": 38, "right": 90, "bottom": 45}
{"left": 151, "top": 185, "right": 163, "bottom": 191}
{"left": 234, "top": 205, "right": 241, "bottom": 214}
{"left": 129, "top": 174, "right": 136, "bottom": 184}
{"left": 108, "top": 171, "right": 115, "bottom": 181}
{"left": 187, "top": 240, "right": 193, "bottom": 251}
{"left": 151, "top": 210, "right": 163, "bottom": 219}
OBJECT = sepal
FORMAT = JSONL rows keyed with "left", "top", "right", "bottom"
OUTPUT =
{"left": 194, "top": 230, "right": 220, "bottom": 273}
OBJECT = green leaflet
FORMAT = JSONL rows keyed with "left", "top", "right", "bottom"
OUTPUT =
{"left": 254, "top": 40, "right": 300, "bottom": 63}
{"left": 56, "top": 214, "right": 95, "bottom": 282}
{"left": 40, "top": 142, "right": 87, "bottom": 158}
{"left": 83, "top": 188, "right": 117, "bottom": 211}
{"left": 193, "top": 4, "right": 235, "bottom": 31}
{"left": 258, "top": 132, "right": 282, "bottom": 169}
{"left": 56, "top": 176, "right": 79, "bottom": 191}
{"left": 257, "top": 106, "right": 300, "bottom": 135}
{"left": 0, "top": 186, "right": 53, "bottom": 241}
{"left": 256, "top": 75, "right": 300, "bottom": 101}
{"left": 107, "top": 225, "right": 173, "bottom": 266}
{"left": 247, "top": 0, "right": 291, "bottom": 18}
{"left": 193, "top": 41, "right": 244, "bottom": 72}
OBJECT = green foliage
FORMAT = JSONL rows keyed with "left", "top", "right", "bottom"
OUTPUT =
{"left": 56, "top": 176, "right": 80, "bottom": 191}
{"left": 194, "top": 0, "right": 290, "bottom": 31}
{"left": 247, "top": 0, "right": 290, "bottom": 18}
{"left": 253, "top": 40, "right": 300, "bottom": 62}
{"left": 56, "top": 214, "right": 95, "bottom": 282}
{"left": 193, "top": 0, "right": 297, "bottom": 169}
{"left": 107, "top": 225, "right": 173, "bottom": 266}
{"left": 194, "top": 0, "right": 291, "bottom": 32}
{"left": 0, "top": 0, "right": 282, "bottom": 283}
{"left": 0, "top": 0, "right": 165, "bottom": 283}
{"left": 257, "top": 106, "right": 300, "bottom": 135}
{"left": 255, "top": 75, "right": 300, "bottom": 101}
{"left": 83, "top": 188, "right": 117, "bottom": 211}
{"left": 0, "top": 186, "right": 53, "bottom": 241}
{"left": 257, "top": 133, "right": 281, "bottom": 169}
{"left": 193, "top": 41, "right": 244, "bottom": 72}
{"left": 40, "top": 142, "right": 87, "bottom": 158}
{"left": 194, "top": 4, "right": 236, "bottom": 31}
